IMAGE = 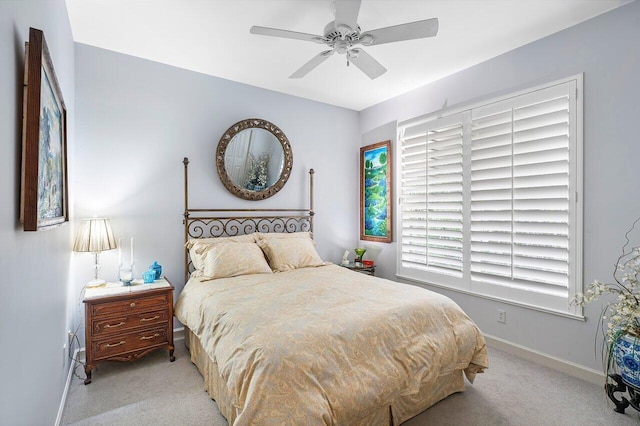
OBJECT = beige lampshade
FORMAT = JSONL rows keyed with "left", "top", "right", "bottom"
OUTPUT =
{"left": 73, "top": 218, "right": 117, "bottom": 253}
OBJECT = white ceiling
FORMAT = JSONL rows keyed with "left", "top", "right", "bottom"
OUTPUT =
{"left": 65, "top": 0, "right": 630, "bottom": 111}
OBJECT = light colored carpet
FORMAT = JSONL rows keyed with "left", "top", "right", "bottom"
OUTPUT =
{"left": 61, "top": 342, "right": 640, "bottom": 425}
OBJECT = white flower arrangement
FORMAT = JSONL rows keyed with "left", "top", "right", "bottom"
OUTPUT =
{"left": 572, "top": 218, "right": 640, "bottom": 346}
{"left": 244, "top": 153, "right": 269, "bottom": 189}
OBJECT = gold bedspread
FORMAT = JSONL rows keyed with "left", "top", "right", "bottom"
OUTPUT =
{"left": 175, "top": 264, "right": 488, "bottom": 425}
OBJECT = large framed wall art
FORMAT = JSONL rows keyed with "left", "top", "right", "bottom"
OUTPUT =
{"left": 21, "top": 27, "right": 68, "bottom": 231}
{"left": 360, "top": 140, "right": 392, "bottom": 243}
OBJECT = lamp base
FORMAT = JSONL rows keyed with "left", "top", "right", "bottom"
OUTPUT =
{"left": 86, "top": 278, "right": 107, "bottom": 288}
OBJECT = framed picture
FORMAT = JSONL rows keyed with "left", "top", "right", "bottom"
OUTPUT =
{"left": 21, "top": 27, "right": 68, "bottom": 231}
{"left": 360, "top": 140, "right": 392, "bottom": 243}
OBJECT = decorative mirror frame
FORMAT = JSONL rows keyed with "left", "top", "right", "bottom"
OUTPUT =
{"left": 216, "top": 118, "right": 293, "bottom": 201}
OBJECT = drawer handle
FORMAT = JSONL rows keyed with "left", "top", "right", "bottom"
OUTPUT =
{"left": 140, "top": 315, "right": 160, "bottom": 322}
{"left": 104, "top": 321, "right": 125, "bottom": 328}
{"left": 141, "top": 333, "right": 160, "bottom": 340}
{"left": 105, "top": 341, "right": 125, "bottom": 348}
{"left": 130, "top": 302, "right": 136, "bottom": 308}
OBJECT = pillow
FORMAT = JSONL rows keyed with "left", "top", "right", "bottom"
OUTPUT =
{"left": 256, "top": 231, "right": 313, "bottom": 240}
{"left": 201, "top": 242, "right": 272, "bottom": 280}
{"left": 258, "top": 237, "right": 324, "bottom": 272}
{"left": 185, "top": 234, "right": 257, "bottom": 249}
{"left": 186, "top": 234, "right": 258, "bottom": 271}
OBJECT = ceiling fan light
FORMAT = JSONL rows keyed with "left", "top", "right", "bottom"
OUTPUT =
{"left": 348, "top": 49, "right": 360, "bottom": 59}
{"left": 335, "top": 39, "right": 350, "bottom": 54}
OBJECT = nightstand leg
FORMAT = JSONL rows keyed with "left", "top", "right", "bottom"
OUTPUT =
{"left": 84, "top": 367, "right": 92, "bottom": 385}
{"left": 169, "top": 346, "right": 175, "bottom": 362}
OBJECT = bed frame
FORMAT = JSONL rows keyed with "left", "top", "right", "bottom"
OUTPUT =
{"left": 182, "top": 157, "right": 315, "bottom": 281}
{"left": 179, "top": 158, "right": 481, "bottom": 425}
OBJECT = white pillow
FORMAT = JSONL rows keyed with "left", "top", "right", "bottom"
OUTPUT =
{"left": 202, "top": 242, "right": 272, "bottom": 280}
{"left": 186, "top": 234, "right": 257, "bottom": 271}
{"left": 258, "top": 237, "right": 324, "bottom": 272}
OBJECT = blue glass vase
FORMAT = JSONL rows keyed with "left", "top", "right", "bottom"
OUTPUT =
{"left": 143, "top": 270, "right": 156, "bottom": 284}
{"left": 150, "top": 261, "right": 162, "bottom": 279}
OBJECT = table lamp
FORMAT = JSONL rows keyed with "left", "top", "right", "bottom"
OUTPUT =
{"left": 73, "top": 218, "right": 117, "bottom": 287}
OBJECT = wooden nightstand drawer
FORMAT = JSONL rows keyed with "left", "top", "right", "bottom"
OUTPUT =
{"left": 83, "top": 279, "right": 175, "bottom": 384}
{"left": 91, "top": 308, "right": 169, "bottom": 336}
{"left": 91, "top": 293, "right": 169, "bottom": 317}
{"left": 92, "top": 326, "right": 169, "bottom": 361}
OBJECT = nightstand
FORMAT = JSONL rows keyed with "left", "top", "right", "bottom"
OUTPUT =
{"left": 341, "top": 263, "right": 376, "bottom": 276}
{"left": 82, "top": 278, "right": 175, "bottom": 384}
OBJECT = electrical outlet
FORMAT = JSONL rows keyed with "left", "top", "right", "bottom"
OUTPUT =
{"left": 497, "top": 309, "right": 507, "bottom": 324}
{"left": 66, "top": 330, "right": 75, "bottom": 367}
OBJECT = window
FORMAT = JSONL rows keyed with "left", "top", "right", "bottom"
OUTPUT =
{"left": 397, "top": 76, "right": 583, "bottom": 316}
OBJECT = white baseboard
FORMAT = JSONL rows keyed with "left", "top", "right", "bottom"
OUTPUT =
{"left": 57, "top": 327, "right": 185, "bottom": 425}
{"left": 174, "top": 326, "right": 185, "bottom": 341}
{"left": 55, "top": 348, "right": 79, "bottom": 426}
{"left": 484, "top": 333, "right": 605, "bottom": 386}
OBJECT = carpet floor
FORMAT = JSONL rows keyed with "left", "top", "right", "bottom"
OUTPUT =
{"left": 61, "top": 342, "right": 640, "bottom": 425}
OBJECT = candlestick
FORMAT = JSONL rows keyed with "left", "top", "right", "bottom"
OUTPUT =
{"left": 130, "top": 237, "right": 134, "bottom": 266}
{"left": 118, "top": 238, "right": 122, "bottom": 266}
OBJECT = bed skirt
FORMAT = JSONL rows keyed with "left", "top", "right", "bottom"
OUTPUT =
{"left": 184, "top": 327, "right": 465, "bottom": 425}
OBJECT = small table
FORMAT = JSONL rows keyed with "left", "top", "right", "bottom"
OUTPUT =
{"left": 341, "top": 263, "right": 376, "bottom": 276}
{"left": 83, "top": 278, "right": 175, "bottom": 384}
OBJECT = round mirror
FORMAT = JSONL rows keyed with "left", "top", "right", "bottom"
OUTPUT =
{"left": 216, "top": 119, "right": 293, "bottom": 200}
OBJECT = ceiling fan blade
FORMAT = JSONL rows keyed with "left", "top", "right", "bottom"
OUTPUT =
{"left": 250, "top": 26, "right": 323, "bottom": 43}
{"left": 290, "top": 50, "right": 334, "bottom": 79}
{"left": 360, "top": 18, "right": 439, "bottom": 46}
{"left": 334, "top": 0, "right": 362, "bottom": 33}
{"left": 349, "top": 48, "right": 386, "bottom": 79}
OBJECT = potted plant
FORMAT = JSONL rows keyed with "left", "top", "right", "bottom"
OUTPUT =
{"left": 573, "top": 218, "right": 640, "bottom": 413}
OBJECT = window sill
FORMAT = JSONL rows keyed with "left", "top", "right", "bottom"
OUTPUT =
{"left": 396, "top": 274, "right": 586, "bottom": 321}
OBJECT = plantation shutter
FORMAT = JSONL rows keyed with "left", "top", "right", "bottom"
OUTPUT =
{"left": 400, "top": 115, "right": 464, "bottom": 278}
{"left": 397, "top": 77, "right": 581, "bottom": 315}
{"left": 470, "top": 84, "right": 571, "bottom": 298}
{"left": 399, "top": 124, "right": 428, "bottom": 270}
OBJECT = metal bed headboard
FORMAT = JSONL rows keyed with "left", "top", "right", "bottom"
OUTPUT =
{"left": 182, "top": 157, "right": 314, "bottom": 281}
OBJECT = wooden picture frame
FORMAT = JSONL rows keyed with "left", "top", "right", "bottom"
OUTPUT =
{"left": 21, "top": 27, "right": 68, "bottom": 231}
{"left": 360, "top": 140, "right": 392, "bottom": 243}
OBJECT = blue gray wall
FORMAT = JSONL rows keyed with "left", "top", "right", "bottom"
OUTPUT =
{"left": 73, "top": 44, "right": 361, "bottom": 331}
{"left": 2, "top": 3, "right": 639, "bottom": 423}
{"left": 0, "top": 1, "right": 75, "bottom": 424}
{"left": 359, "top": 0, "right": 640, "bottom": 372}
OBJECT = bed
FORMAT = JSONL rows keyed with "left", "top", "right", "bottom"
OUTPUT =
{"left": 175, "top": 159, "right": 488, "bottom": 425}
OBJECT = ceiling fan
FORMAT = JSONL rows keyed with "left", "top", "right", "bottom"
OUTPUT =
{"left": 250, "top": 0, "right": 439, "bottom": 80}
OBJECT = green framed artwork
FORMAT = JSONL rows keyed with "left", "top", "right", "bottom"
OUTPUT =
{"left": 360, "top": 140, "right": 392, "bottom": 243}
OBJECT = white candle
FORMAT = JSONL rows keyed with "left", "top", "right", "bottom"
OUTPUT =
{"left": 118, "top": 238, "right": 122, "bottom": 266}
{"left": 130, "top": 237, "right": 134, "bottom": 266}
